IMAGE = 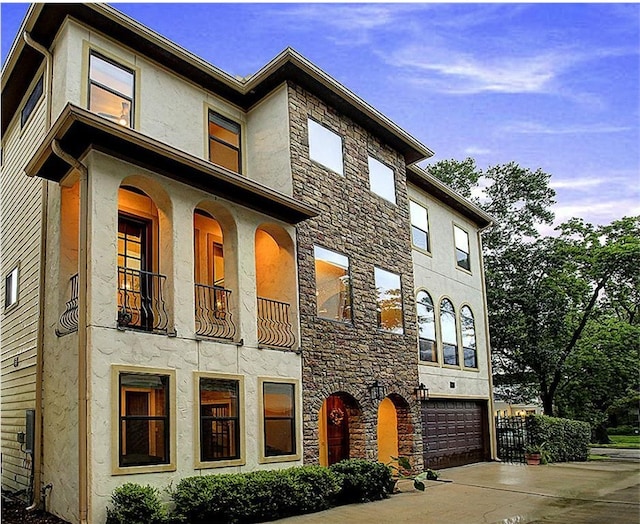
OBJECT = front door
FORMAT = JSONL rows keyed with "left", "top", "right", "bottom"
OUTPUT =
{"left": 326, "top": 395, "right": 349, "bottom": 465}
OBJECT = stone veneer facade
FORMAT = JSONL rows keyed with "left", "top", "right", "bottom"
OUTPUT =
{"left": 287, "top": 83, "right": 424, "bottom": 469}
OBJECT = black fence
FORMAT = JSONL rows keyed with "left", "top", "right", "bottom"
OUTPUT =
{"left": 495, "top": 415, "right": 527, "bottom": 463}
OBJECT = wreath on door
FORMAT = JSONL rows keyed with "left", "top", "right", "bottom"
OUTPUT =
{"left": 329, "top": 407, "right": 345, "bottom": 426}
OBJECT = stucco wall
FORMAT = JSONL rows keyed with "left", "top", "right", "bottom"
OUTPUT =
{"left": 81, "top": 151, "right": 302, "bottom": 523}
{"left": 408, "top": 183, "right": 491, "bottom": 400}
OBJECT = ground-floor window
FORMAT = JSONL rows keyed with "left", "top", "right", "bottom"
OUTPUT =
{"left": 262, "top": 381, "right": 296, "bottom": 458}
{"left": 199, "top": 376, "right": 241, "bottom": 462}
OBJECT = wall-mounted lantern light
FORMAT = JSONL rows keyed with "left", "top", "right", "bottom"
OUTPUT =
{"left": 368, "top": 380, "right": 386, "bottom": 401}
{"left": 414, "top": 383, "right": 429, "bottom": 402}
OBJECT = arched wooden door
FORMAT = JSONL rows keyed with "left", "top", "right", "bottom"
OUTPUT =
{"left": 326, "top": 395, "right": 349, "bottom": 465}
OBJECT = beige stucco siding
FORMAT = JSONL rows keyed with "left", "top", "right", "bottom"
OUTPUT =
{"left": 408, "top": 183, "right": 491, "bottom": 400}
{"left": 0, "top": 86, "right": 47, "bottom": 493}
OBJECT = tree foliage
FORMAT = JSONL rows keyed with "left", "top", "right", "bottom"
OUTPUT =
{"left": 427, "top": 159, "right": 640, "bottom": 433}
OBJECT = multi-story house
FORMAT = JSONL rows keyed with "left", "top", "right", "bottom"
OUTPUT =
{"left": 1, "top": 4, "right": 495, "bottom": 523}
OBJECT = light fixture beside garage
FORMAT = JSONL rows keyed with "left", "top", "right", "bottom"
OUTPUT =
{"left": 414, "top": 383, "right": 429, "bottom": 401}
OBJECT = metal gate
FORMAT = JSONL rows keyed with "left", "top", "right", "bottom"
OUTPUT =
{"left": 495, "top": 415, "right": 526, "bottom": 463}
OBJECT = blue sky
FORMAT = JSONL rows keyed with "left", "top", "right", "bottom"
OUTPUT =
{"left": 2, "top": 2, "right": 638, "bottom": 232}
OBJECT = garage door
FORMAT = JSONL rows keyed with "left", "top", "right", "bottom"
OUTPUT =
{"left": 421, "top": 400, "right": 489, "bottom": 469}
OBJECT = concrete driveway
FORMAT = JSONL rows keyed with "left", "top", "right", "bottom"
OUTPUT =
{"left": 276, "top": 459, "right": 640, "bottom": 523}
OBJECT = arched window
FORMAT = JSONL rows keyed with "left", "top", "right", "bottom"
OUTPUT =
{"left": 416, "top": 291, "right": 436, "bottom": 363}
{"left": 461, "top": 306, "right": 477, "bottom": 368}
{"left": 440, "top": 298, "right": 459, "bottom": 366}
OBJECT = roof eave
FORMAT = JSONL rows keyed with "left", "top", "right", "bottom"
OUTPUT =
{"left": 27, "top": 104, "right": 319, "bottom": 225}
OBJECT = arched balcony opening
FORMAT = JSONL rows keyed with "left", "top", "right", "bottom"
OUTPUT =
{"left": 116, "top": 184, "right": 170, "bottom": 333}
{"left": 193, "top": 208, "right": 237, "bottom": 340}
{"left": 255, "top": 224, "right": 297, "bottom": 349}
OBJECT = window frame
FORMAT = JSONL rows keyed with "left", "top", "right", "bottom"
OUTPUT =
{"left": 453, "top": 224, "right": 471, "bottom": 272}
{"left": 111, "top": 365, "right": 176, "bottom": 475}
{"left": 367, "top": 156, "right": 396, "bottom": 204}
{"left": 307, "top": 118, "right": 344, "bottom": 176}
{"left": 4, "top": 265, "right": 19, "bottom": 311}
{"left": 208, "top": 110, "right": 242, "bottom": 173}
{"left": 20, "top": 75, "right": 44, "bottom": 129}
{"left": 313, "top": 245, "right": 353, "bottom": 324}
{"left": 88, "top": 50, "right": 135, "bottom": 128}
{"left": 439, "top": 297, "right": 460, "bottom": 367}
{"left": 374, "top": 267, "right": 404, "bottom": 335}
{"left": 194, "top": 372, "right": 245, "bottom": 469}
{"left": 460, "top": 305, "right": 478, "bottom": 369}
{"left": 258, "top": 377, "right": 301, "bottom": 464}
{"left": 416, "top": 290, "right": 438, "bottom": 364}
{"left": 410, "top": 200, "right": 431, "bottom": 253}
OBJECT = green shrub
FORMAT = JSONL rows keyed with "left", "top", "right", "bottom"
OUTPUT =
{"left": 106, "top": 483, "right": 168, "bottom": 524}
{"left": 607, "top": 425, "right": 637, "bottom": 436}
{"left": 525, "top": 414, "right": 591, "bottom": 462}
{"left": 329, "top": 459, "right": 392, "bottom": 504}
{"left": 171, "top": 466, "right": 341, "bottom": 523}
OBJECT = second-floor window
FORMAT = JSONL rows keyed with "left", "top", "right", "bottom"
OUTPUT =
{"left": 89, "top": 52, "right": 134, "bottom": 127}
{"left": 375, "top": 267, "right": 403, "bottom": 334}
{"left": 416, "top": 290, "right": 436, "bottom": 363}
{"left": 454, "top": 225, "right": 471, "bottom": 271}
{"left": 209, "top": 111, "right": 241, "bottom": 173}
{"left": 314, "top": 246, "right": 352, "bottom": 323}
{"left": 440, "top": 298, "right": 459, "bottom": 366}
{"left": 410, "top": 201, "right": 430, "bottom": 252}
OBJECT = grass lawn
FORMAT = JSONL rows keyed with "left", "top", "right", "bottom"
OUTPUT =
{"left": 592, "top": 435, "right": 640, "bottom": 449}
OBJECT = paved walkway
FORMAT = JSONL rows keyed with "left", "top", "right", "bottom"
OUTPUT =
{"left": 276, "top": 459, "right": 640, "bottom": 523}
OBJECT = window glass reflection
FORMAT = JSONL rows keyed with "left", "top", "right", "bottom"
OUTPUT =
{"left": 375, "top": 268, "right": 403, "bottom": 334}
{"left": 314, "top": 246, "right": 351, "bottom": 322}
{"left": 368, "top": 157, "right": 396, "bottom": 203}
{"left": 308, "top": 119, "right": 343, "bottom": 175}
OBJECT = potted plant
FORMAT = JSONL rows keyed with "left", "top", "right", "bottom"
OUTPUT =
{"left": 386, "top": 456, "right": 439, "bottom": 493}
{"left": 525, "top": 444, "right": 544, "bottom": 465}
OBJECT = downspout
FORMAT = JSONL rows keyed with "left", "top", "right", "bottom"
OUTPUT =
{"left": 51, "top": 140, "right": 90, "bottom": 524}
{"left": 22, "top": 31, "right": 52, "bottom": 513}
{"left": 477, "top": 225, "right": 498, "bottom": 461}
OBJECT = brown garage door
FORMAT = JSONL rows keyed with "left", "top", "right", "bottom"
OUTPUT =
{"left": 422, "top": 400, "right": 489, "bottom": 469}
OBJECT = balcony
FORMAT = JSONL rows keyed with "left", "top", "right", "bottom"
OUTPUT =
{"left": 257, "top": 297, "right": 295, "bottom": 349}
{"left": 56, "top": 273, "right": 79, "bottom": 336}
{"left": 117, "top": 267, "right": 169, "bottom": 333}
{"left": 194, "top": 284, "right": 237, "bottom": 340}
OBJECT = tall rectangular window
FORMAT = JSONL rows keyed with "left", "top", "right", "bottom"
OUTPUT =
{"left": 119, "top": 373, "right": 169, "bottom": 467}
{"left": 263, "top": 382, "right": 296, "bottom": 457}
{"left": 209, "top": 111, "right": 241, "bottom": 173}
{"left": 308, "top": 119, "right": 344, "bottom": 175}
{"left": 199, "top": 377, "right": 240, "bottom": 462}
{"left": 368, "top": 156, "right": 396, "bottom": 204}
{"left": 314, "top": 246, "right": 351, "bottom": 322}
{"left": 454, "top": 225, "right": 471, "bottom": 271}
{"left": 89, "top": 52, "right": 134, "bottom": 127}
{"left": 21, "top": 75, "right": 43, "bottom": 128}
{"left": 410, "top": 201, "right": 430, "bottom": 252}
{"left": 375, "top": 268, "right": 404, "bottom": 334}
{"left": 4, "top": 266, "right": 19, "bottom": 309}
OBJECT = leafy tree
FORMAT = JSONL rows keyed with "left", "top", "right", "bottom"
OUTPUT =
{"left": 427, "top": 159, "right": 640, "bottom": 424}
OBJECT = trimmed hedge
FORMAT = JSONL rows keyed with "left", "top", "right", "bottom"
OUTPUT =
{"left": 329, "top": 458, "right": 392, "bottom": 504}
{"left": 525, "top": 414, "right": 590, "bottom": 462}
{"left": 171, "top": 465, "right": 341, "bottom": 523}
{"left": 607, "top": 425, "right": 638, "bottom": 436}
{"left": 106, "top": 483, "right": 168, "bottom": 524}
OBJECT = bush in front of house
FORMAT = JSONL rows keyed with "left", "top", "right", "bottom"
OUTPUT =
{"left": 329, "top": 458, "right": 392, "bottom": 504}
{"left": 525, "top": 414, "right": 591, "bottom": 462}
{"left": 607, "top": 425, "right": 638, "bottom": 436}
{"left": 106, "top": 483, "right": 168, "bottom": 524}
{"left": 170, "top": 465, "right": 341, "bottom": 523}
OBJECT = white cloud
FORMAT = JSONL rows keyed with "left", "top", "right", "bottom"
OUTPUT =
{"left": 504, "top": 121, "right": 632, "bottom": 135}
{"left": 464, "top": 146, "right": 492, "bottom": 156}
{"left": 549, "top": 177, "right": 607, "bottom": 190}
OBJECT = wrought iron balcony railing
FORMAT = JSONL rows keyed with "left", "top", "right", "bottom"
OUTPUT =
{"left": 195, "top": 284, "right": 236, "bottom": 340}
{"left": 257, "top": 297, "right": 295, "bottom": 349}
{"left": 56, "top": 273, "right": 79, "bottom": 336}
{"left": 117, "top": 267, "right": 169, "bottom": 333}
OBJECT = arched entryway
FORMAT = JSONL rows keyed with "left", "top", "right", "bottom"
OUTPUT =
{"left": 377, "top": 394, "right": 413, "bottom": 467}
{"left": 318, "top": 393, "right": 363, "bottom": 466}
